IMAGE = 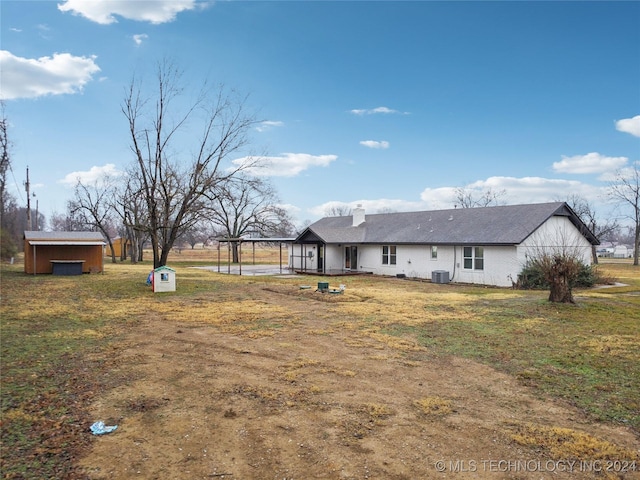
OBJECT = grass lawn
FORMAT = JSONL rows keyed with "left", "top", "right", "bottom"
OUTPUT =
{"left": 1, "top": 255, "right": 638, "bottom": 478}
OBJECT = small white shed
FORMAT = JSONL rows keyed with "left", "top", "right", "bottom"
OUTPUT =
{"left": 153, "top": 266, "right": 176, "bottom": 292}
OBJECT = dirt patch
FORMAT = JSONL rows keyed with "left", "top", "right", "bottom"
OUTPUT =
{"left": 77, "top": 285, "right": 639, "bottom": 479}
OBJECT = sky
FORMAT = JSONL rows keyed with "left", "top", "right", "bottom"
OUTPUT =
{"left": 1, "top": 0, "right": 639, "bottom": 230}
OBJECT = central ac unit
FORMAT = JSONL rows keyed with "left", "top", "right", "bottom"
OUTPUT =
{"left": 432, "top": 270, "right": 450, "bottom": 284}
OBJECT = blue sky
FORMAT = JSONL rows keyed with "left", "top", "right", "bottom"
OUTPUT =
{"left": 1, "top": 0, "right": 639, "bottom": 228}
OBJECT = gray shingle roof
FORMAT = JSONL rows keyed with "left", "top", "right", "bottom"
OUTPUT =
{"left": 299, "top": 202, "right": 599, "bottom": 246}
{"left": 24, "top": 231, "right": 105, "bottom": 242}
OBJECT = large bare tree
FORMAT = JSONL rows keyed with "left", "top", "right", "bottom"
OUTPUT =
{"left": 608, "top": 163, "right": 640, "bottom": 266}
{"left": 207, "top": 174, "right": 294, "bottom": 262}
{"left": 123, "top": 60, "right": 258, "bottom": 268}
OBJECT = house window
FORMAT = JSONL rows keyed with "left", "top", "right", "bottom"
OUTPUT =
{"left": 382, "top": 245, "right": 397, "bottom": 265}
{"left": 463, "top": 246, "right": 484, "bottom": 270}
{"left": 431, "top": 246, "right": 438, "bottom": 260}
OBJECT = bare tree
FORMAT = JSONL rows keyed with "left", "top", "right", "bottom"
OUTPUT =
{"left": 180, "top": 223, "right": 210, "bottom": 249}
{"left": 523, "top": 224, "right": 593, "bottom": 303}
{"left": 563, "top": 194, "right": 618, "bottom": 264}
{"left": 206, "top": 174, "right": 294, "bottom": 262}
{"left": 454, "top": 186, "right": 506, "bottom": 208}
{"left": 0, "top": 101, "right": 11, "bottom": 224}
{"left": 324, "top": 204, "right": 352, "bottom": 217}
{"left": 49, "top": 210, "right": 86, "bottom": 232}
{"left": 123, "top": 59, "right": 258, "bottom": 268}
{"left": 111, "top": 170, "right": 150, "bottom": 263}
{"left": 71, "top": 176, "right": 118, "bottom": 262}
{"left": 608, "top": 163, "right": 640, "bottom": 265}
{"left": 0, "top": 101, "right": 22, "bottom": 258}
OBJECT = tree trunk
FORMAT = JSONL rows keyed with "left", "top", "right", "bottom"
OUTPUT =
{"left": 107, "top": 239, "right": 117, "bottom": 264}
{"left": 634, "top": 224, "right": 639, "bottom": 266}
{"left": 232, "top": 242, "right": 240, "bottom": 263}
{"left": 547, "top": 258, "right": 575, "bottom": 303}
{"left": 548, "top": 280, "right": 574, "bottom": 303}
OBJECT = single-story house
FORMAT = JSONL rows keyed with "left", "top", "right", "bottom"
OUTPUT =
{"left": 612, "top": 245, "right": 631, "bottom": 259}
{"left": 24, "top": 231, "right": 106, "bottom": 275}
{"left": 291, "top": 202, "right": 599, "bottom": 287}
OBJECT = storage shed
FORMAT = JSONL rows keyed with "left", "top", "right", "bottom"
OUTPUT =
{"left": 24, "top": 231, "right": 106, "bottom": 275}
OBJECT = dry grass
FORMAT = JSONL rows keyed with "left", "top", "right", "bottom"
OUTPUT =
{"left": 510, "top": 422, "right": 640, "bottom": 461}
{"left": 1, "top": 254, "right": 638, "bottom": 478}
{"left": 414, "top": 396, "right": 454, "bottom": 416}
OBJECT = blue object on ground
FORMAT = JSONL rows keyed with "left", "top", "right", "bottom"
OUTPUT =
{"left": 90, "top": 421, "right": 118, "bottom": 435}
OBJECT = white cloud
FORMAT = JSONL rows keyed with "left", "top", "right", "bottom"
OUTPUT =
{"left": 256, "top": 120, "right": 284, "bottom": 132}
{"left": 360, "top": 140, "right": 390, "bottom": 149}
{"left": 350, "top": 106, "right": 409, "bottom": 115}
{"left": 231, "top": 153, "right": 337, "bottom": 177}
{"left": 600, "top": 160, "right": 640, "bottom": 183}
{"left": 552, "top": 152, "right": 628, "bottom": 174}
{"left": 58, "top": 164, "right": 124, "bottom": 187}
{"left": 305, "top": 175, "right": 610, "bottom": 222}
{"left": 57, "top": 0, "right": 202, "bottom": 25}
{"left": 420, "top": 176, "right": 604, "bottom": 208}
{"left": 133, "top": 34, "right": 148, "bottom": 45}
{"left": 0, "top": 50, "right": 100, "bottom": 100}
{"left": 615, "top": 115, "right": 640, "bottom": 137}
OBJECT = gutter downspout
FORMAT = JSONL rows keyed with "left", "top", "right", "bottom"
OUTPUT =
{"left": 451, "top": 245, "right": 457, "bottom": 282}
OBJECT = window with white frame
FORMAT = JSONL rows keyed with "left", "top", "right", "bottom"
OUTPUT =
{"left": 463, "top": 246, "right": 484, "bottom": 270}
{"left": 431, "top": 245, "right": 438, "bottom": 260}
{"left": 382, "top": 245, "right": 397, "bottom": 265}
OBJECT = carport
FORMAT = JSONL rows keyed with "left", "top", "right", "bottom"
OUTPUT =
{"left": 214, "top": 237, "right": 295, "bottom": 275}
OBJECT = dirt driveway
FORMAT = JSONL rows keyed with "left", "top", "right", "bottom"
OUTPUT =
{"left": 77, "top": 281, "right": 639, "bottom": 479}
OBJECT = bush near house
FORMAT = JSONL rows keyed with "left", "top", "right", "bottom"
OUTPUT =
{"left": 518, "top": 260, "right": 605, "bottom": 290}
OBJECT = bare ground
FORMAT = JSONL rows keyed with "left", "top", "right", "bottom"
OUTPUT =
{"left": 77, "top": 283, "right": 639, "bottom": 480}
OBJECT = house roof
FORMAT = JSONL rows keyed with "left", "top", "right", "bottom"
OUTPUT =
{"left": 24, "top": 231, "right": 106, "bottom": 245}
{"left": 297, "top": 202, "right": 599, "bottom": 246}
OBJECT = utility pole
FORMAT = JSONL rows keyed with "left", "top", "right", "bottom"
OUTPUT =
{"left": 25, "top": 166, "right": 31, "bottom": 230}
{"left": 34, "top": 194, "right": 38, "bottom": 230}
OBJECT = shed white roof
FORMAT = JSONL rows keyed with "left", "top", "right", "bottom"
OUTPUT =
{"left": 24, "top": 231, "right": 106, "bottom": 245}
